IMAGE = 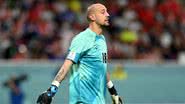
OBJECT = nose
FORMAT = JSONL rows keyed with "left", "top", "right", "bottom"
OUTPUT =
{"left": 105, "top": 12, "right": 110, "bottom": 17}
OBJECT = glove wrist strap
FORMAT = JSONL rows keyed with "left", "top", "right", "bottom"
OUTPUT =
{"left": 48, "top": 85, "right": 58, "bottom": 97}
{"left": 107, "top": 81, "right": 118, "bottom": 95}
{"left": 52, "top": 80, "right": 60, "bottom": 87}
{"left": 107, "top": 81, "right": 114, "bottom": 88}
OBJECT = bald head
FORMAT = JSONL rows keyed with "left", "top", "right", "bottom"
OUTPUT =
{"left": 86, "top": 3, "right": 107, "bottom": 21}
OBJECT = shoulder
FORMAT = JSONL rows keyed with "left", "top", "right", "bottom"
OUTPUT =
{"left": 71, "top": 29, "right": 96, "bottom": 44}
{"left": 69, "top": 28, "right": 96, "bottom": 51}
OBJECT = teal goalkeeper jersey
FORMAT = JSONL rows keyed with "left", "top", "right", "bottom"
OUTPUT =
{"left": 67, "top": 28, "right": 108, "bottom": 104}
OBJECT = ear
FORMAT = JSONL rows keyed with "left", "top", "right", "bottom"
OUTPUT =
{"left": 89, "top": 14, "right": 96, "bottom": 21}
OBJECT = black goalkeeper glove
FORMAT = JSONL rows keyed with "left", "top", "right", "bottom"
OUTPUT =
{"left": 111, "top": 94, "right": 123, "bottom": 104}
{"left": 107, "top": 81, "right": 123, "bottom": 104}
{"left": 37, "top": 85, "right": 58, "bottom": 104}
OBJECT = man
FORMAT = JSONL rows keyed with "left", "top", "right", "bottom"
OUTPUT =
{"left": 3, "top": 74, "right": 27, "bottom": 104}
{"left": 37, "top": 3, "right": 123, "bottom": 104}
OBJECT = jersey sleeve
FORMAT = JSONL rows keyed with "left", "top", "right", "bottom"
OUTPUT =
{"left": 67, "top": 32, "right": 95, "bottom": 63}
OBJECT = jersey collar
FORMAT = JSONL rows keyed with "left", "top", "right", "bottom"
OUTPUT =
{"left": 87, "top": 28, "right": 103, "bottom": 36}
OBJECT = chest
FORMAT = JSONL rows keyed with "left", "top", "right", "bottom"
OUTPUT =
{"left": 85, "top": 37, "right": 107, "bottom": 63}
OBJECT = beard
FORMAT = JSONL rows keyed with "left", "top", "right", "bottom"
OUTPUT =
{"left": 100, "top": 23, "right": 110, "bottom": 31}
{"left": 98, "top": 20, "right": 109, "bottom": 27}
{"left": 104, "top": 20, "right": 110, "bottom": 26}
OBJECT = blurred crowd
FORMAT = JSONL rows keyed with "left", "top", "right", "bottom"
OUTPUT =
{"left": 0, "top": 0, "right": 185, "bottom": 61}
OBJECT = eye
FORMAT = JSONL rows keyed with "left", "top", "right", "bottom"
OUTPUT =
{"left": 101, "top": 10, "right": 105, "bottom": 14}
{"left": 100, "top": 9, "right": 106, "bottom": 14}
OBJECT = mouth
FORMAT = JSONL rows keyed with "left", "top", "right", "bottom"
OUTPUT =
{"left": 105, "top": 19, "right": 109, "bottom": 23}
{"left": 105, "top": 18, "right": 109, "bottom": 22}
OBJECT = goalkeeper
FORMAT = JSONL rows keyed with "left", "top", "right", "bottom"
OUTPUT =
{"left": 37, "top": 3, "right": 123, "bottom": 104}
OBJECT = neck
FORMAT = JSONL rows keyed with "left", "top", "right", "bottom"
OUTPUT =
{"left": 88, "top": 22, "right": 103, "bottom": 35}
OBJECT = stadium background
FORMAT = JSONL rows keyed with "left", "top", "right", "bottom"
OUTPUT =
{"left": 0, "top": 0, "right": 185, "bottom": 104}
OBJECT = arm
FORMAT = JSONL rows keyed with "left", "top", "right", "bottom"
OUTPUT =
{"left": 37, "top": 59, "right": 73, "bottom": 104}
{"left": 107, "top": 72, "right": 123, "bottom": 104}
{"left": 52, "top": 59, "right": 73, "bottom": 87}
